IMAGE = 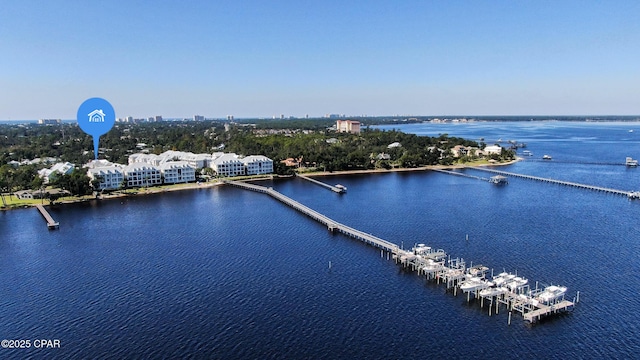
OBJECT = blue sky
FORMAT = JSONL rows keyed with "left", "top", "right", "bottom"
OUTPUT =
{"left": 1, "top": 0, "right": 639, "bottom": 119}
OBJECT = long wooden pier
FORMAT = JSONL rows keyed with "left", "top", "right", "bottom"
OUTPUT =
{"left": 223, "top": 180, "right": 576, "bottom": 324}
{"left": 224, "top": 181, "right": 394, "bottom": 252}
{"left": 432, "top": 168, "right": 490, "bottom": 182}
{"left": 35, "top": 204, "right": 59, "bottom": 229}
{"left": 467, "top": 166, "right": 632, "bottom": 196}
{"left": 296, "top": 174, "right": 346, "bottom": 193}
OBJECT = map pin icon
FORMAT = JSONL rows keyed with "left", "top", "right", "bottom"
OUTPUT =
{"left": 77, "top": 98, "right": 115, "bottom": 159}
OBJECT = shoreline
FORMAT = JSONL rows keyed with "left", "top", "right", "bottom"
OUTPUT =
{"left": 298, "top": 158, "right": 521, "bottom": 178}
{"left": 0, "top": 159, "right": 520, "bottom": 211}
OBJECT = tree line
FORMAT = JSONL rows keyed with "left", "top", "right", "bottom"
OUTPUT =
{"left": 0, "top": 121, "right": 513, "bottom": 197}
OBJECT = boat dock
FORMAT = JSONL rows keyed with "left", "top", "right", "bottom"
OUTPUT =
{"left": 467, "top": 166, "right": 632, "bottom": 197}
{"left": 523, "top": 300, "right": 575, "bottom": 322}
{"left": 296, "top": 174, "right": 346, "bottom": 193}
{"left": 35, "top": 204, "right": 59, "bottom": 229}
{"left": 224, "top": 180, "right": 576, "bottom": 324}
{"left": 433, "top": 169, "right": 508, "bottom": 185}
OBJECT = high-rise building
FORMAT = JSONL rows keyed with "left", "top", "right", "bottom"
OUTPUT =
{"left": 336, "top": 120, "right": 361, "bottom": 134}
{"left": 155, "top": 115, "right": 163, "bottom": 122}
{"left": 193, "top": 115, "right": 205, "bottom": 121}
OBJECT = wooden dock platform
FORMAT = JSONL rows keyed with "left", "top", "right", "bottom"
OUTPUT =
{"left": 296, "top": 174, "right": 346, "bottom": 193}
{"left": 523, "top": 300, "right": 574, "bottom": 323}
{"left": 35, "top": 204, "right": 59, "bottom": 229}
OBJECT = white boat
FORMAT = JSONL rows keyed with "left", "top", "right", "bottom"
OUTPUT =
{"left": 412, "top": 244, "right": 446, "bottom": 260}
{"left": 492, "top": 272, "right": 515, "bottom": 287}
{"left": 335, "top": 184, "right": 347, "bottom": 192}
{"left": 504, "top": 276, "right": 528, "bottom": 291}
{"left": 478, "top": 287, "right": 507, "bottom": 298}
{"left": 522, "top": 150, "right": 533, "bottom": 156}
{"left": 543, "top": 154, "right": 552, "bottom": 160}
{"left": 420, "top": 259, "right": 445, "bottom": 274}
{"left": 460, "top": 277, "right": 494, "bottom": 292}
{"left": 466, "top": 265, "right": 489, "bottom": 278}
{"left": 536, "top": 285, "right": 567, "bottom": 304}
{"left": 625, "top": 157, "right": 638, "bottom": 167}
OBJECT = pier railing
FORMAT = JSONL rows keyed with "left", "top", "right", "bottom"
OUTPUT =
{"left": 223, "top": 180, "right": 397, "bottom": 252}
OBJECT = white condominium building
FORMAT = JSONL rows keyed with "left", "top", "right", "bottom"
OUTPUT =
{"left": 123, "top": 163, "right": 162, "bottom": 187}
{"left": 211, "top": 153, "right": 245, "bottom": 177}
{"left": 128, "top": 153, "right": 161, "bottom": 166}
{"left": 88, "top": 166, "right": 125, "bottom": 190}
{"left": 242, "top": 155, "right": 274, "bottom": 175}
{"left": 159, "top": 161, "right": 196, "bottom": 184}
{"left": 130, "top": 151, "right": 211, "bottom": 169}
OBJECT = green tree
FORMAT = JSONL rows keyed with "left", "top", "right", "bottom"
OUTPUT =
{"left": 54, "top": 168, "right": 91, "bottom": 196}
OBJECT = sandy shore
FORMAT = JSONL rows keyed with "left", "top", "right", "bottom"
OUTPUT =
{"left": 2, "top": 158, "right": 520, "bottom": 210}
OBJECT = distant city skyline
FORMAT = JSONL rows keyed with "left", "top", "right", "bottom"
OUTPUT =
{"left": 1, "top": 1, "right": 639, "bottom": 120}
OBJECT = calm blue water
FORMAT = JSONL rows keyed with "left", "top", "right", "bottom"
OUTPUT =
{"left": 2, "top": 121, "right": 640, "bottom": 359}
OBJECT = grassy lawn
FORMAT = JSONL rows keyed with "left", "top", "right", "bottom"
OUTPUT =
{"left": 0, "top": 194, "right": 94, "bottom": 208}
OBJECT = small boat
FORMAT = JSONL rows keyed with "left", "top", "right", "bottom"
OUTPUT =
{"left": 419, "top": 259, "right": 445, "bottom": 275}
{"left": 536, "top": 285, "right": 567, "bottom": 304}
{"left": 504, "top": 276, "right": 528, "bottom": 291}
{"left": 629, "top": 130, "right": 634, "bottom": 133}
{"left": 460, "top": 278, "right": 494, "bottom": 292}
{"left": 479, "top": 287, "right": 507, "bottom": 298}
{"left": 522, "top": 150, "right": 533, "bottom": 156}
{"left": 625, "top": 157, "right": 638, "bottom": 167}
{"left": 543, "top": 154, "right": 552, "bottom": 160}
{"left": 492, "top": 272, "right": 514, "bottom": 287}
{"left": 412, "top": 244, "right": 446, "bottom": 260}
{"left": 334, "top": 184, "right": 347, "bottom": 192}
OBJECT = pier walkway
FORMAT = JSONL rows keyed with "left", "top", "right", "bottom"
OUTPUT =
{"left": 223, "top": 180, "right": 576, "bottom": 324}
{"left": 523, "top": 159, "right": 627, "bottom": 166}
{"left": 296, "top": 174, "right": 346, "bottom": 193}
{"left": 432, "top": 168, "right": 489, "bottom": 182}
{"left": 523, "top": 300, "right": 575, "bottom": 322}
{"left": 467, "top": 166, "right": 632, "bottom": 196}
{"left": 224, "top": 180, "right": 395, "bottom": 252}
{"left": 36, "top": 204, "right": 59, "bottom": 229}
